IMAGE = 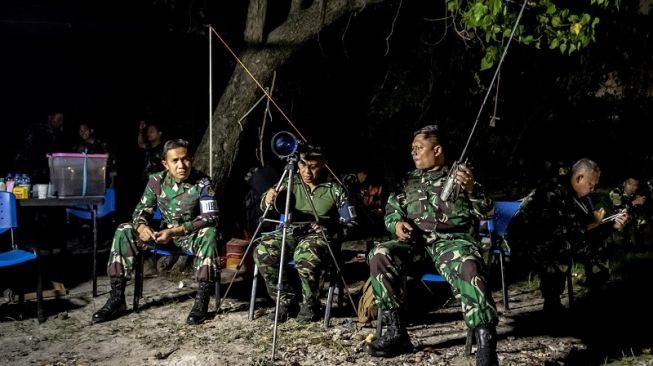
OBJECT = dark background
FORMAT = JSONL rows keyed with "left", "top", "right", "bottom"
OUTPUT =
{"left": 1, "top": 0, "right": 652, "bottom": 228}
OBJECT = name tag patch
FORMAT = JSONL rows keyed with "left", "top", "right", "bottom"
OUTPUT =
{"left": 200, "top": 200, "right": 218, "bottom": 213}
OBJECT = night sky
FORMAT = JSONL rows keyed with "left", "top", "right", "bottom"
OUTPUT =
{"left": 2, "top": 1, "right": 652, "bottom": 223}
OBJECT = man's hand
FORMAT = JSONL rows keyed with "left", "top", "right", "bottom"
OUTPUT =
{"left": 264, "top": 188, "right": 277, "bottom": 207}
{"left": 137, "top": 224, "right": 157, "bottom": 242}
{"left": 154, "top": 228, "right": 173, "bottom": 244}
{"left": 613, "top": 211, "right": 630, "bottom": 231}
{"left": 455, "top": 164, "right": 475, "bottom": 193}
{"left": 154, "top": 226, "right": 186, "bottom": 244}
{"left": 632, "top": 195, "right": 646, "bottom": 206}
{"left": 395, "top": 221, "right": 413, "bottom": 241}
{"left": 593, "top": 208, "right": 607, "bottom": 224}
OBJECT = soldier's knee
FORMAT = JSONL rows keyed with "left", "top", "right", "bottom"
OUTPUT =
{"left": 369, "top": 251, "right": 391, "bottom": 275}
{"left": 460, "top": 259, "right": 480, "bottom": 282}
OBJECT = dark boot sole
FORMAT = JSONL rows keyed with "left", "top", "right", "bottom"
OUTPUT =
{"left": 366, "top": 342, "right": 414, "bottom": 357}
{"left": 92, "top": 308, "right": 127, "bottom": 324}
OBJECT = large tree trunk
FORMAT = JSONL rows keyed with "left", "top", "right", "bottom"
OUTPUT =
{"left": 195, "top": 0, "right": 386, "bottom": 194}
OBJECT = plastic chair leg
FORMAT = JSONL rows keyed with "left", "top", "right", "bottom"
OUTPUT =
{"left": 324, "top": 282, "right": 336, "bottom": 328}
{"left": 566, "top": 261, "right": 574, "bottom": 308}
{"left": 214, "top": 264, "right": 222, "bottom": 312}
{"left": 465, "top": 328, "right": 475, "bottom": 355}
{"left": 36, "top": 254, "right": 44, "bottom": 323}
{"left": 499, "top": 251, "right": 509, "bottom": 311}
{"left": 133, "top": 254, "right": 144, "bottom": 313}
{"left": 248, "top": 265, "right": 259, "bottom": 321}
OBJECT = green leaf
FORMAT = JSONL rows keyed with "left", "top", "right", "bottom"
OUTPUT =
{"left": 581, "top": 13, "right": 591, "bottom": 24}
{"left": 551, "top": 16, "right": 562, "bottom": 27}
{"left": 549, "top": 38, "right": 559, "bottom": 49}
{"left": 480, "top": 46, "right": 499, "bottom": 71}
{"left": 560, "top": 42, "right": 567, "bottom": 53}
{"left": 546, "top": 3, "right": 556, "bottom": 15}
{"left": 568, "top": 43, "right": 577, "bottom": 54}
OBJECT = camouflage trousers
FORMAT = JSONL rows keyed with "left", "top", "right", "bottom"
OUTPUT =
{"left": 254, "top": 230, "right": 330, "bottom": 305}
{"left": 107, "top": 223, "right": 218, "bottom": 282}
{"left": 368, "top": 233, "right": 498, "bottom": 329}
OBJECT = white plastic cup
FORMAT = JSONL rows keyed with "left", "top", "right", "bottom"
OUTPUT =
{"left": 36, "top": 184, "right": 48, "bottom": 199}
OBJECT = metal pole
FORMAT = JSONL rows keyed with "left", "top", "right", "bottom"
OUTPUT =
{"left": 271, "top": 160, "right": 295, "bottom": 360}
{"left": 208, "top": 25, "right": 213, "bottom": 178}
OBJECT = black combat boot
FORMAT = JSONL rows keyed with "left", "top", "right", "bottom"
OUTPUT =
{"left": 186, "top": 281, "right": 213, "bottom": 325}
{"left": 296, "top": 301, "right": 321, "bottom": 322}
{"left": 366, "top": 310, "right": 413, "bottom": 357}
{"left": 475, "top": 326, "right": 499, "bottom": 366}
{"left": 92, "top": 278, "right": 127, "bottom": 323}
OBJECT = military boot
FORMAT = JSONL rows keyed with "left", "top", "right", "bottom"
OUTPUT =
{"left": 475, "top": 326, "right": 499, "bottom": 366}
{"left": 186, "top": 281, "right": 213, "bottom": 325}
{"left": 366, "top": 310, "right": 413, "bottom": 357}
{"left": 92, "top": 278, "right": 127, "bottom": 323}
{"left": 296, "top": 301, "right": 321, "bottom": 323}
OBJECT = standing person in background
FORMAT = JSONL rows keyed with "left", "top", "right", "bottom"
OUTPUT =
{"left": 137, "top": 121, "right": 164, "bottom": 184}
{"left": 74, "top": 122, "right": 116, "bottom": 187}
{"left": 16, "top": 111, "right": 66, "bottom": 182}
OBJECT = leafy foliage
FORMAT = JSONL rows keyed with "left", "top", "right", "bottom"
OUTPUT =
{"left": 447, "top": 0, "right": 621, "bottom": 70}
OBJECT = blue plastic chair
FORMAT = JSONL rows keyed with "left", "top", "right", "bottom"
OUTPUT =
{"left": 0, "top": 191, "right": 44, "bottom": 323}
{"left": 486, "top": 200, "right": 521, "bottom": 311}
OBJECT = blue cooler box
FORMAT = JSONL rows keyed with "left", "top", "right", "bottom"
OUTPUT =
{"left": 47, "top": 153, "right": 108, "bottom": 197}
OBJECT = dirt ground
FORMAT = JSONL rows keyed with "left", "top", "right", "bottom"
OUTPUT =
{"left": 2, "top": 247, "right": 653, "bottom": 366}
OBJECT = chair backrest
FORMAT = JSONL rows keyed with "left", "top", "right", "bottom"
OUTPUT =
{"left": 0, "top": 192, "right": 17, "bottom": 246}
{"left": 488, "top": 200, "right": 521, "bottom": 238}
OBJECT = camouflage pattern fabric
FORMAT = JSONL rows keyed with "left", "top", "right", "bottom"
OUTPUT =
{"left": 107, "top": 170, "right": 219, "bottom": 282}
{"left": 368, "top": 167, "right": 498, "bottom": 329}
{"left": 606, "top": 186, "right": 650, "bottom": 246}
{"left": 507, "top": 179, "right": 593, "bottom": 302}
{"left": 254, "top": 175, "right": 346, "bottom": 306}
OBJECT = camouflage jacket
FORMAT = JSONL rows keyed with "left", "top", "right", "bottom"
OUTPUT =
{"left": 508, "top": 179, "right": 592, "bottom": 252}
{"left": 260, "top": 175, "right": 347, "bottom": 234}
{"left": 132, "top": 170, "right": 219, "bottom": 234}
{"left": 384, "top": 167, "right": 493, "bottom": 237}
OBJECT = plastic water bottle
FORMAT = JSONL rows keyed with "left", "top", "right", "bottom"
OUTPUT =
{"left": 6, "top": 173, "right": 15, "bottom": 192}
{"left": 22, "top": 173, "right": 31, "bottom": 191}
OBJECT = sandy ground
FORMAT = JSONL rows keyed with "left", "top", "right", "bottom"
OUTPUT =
{"left": 2, "top": 250, "right": 653, "bottom": 366}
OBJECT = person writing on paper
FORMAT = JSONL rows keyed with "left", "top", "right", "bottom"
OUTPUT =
{"left": 508, "top": 158, "right": 629, "bottom": 313}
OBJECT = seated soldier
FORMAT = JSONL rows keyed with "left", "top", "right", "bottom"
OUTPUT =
{"left": 254, "top": 147, "right": 352, "bottom": 322}
{"left": 92, "top": 139, "right": 219, "bottom": 325}
{"left": 367, "top": 125, "right": 499, "bottom": 365}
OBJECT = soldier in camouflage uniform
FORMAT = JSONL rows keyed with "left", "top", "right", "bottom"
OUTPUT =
{"left": 254, "top": 148, "right": 350, "bottom": 322}
{"left": 92, "top": 139, "right": 219, "bottom": 325}
{"left": 605, "top": 175, "right": 649, "bottom": 247}
{"left": 507, "top": 159, "right": 629, "bottom": 313}
{"left": 366, "top": 125, "right": 499, "bottom": 365}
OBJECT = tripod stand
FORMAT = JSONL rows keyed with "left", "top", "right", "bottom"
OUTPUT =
{"left": 218, "top": 154, "right": 358, "bottom": 360}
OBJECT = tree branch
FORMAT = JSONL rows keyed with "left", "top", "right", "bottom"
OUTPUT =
{"left": 244, "top": 0, "right": 268, "bottom": 44}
